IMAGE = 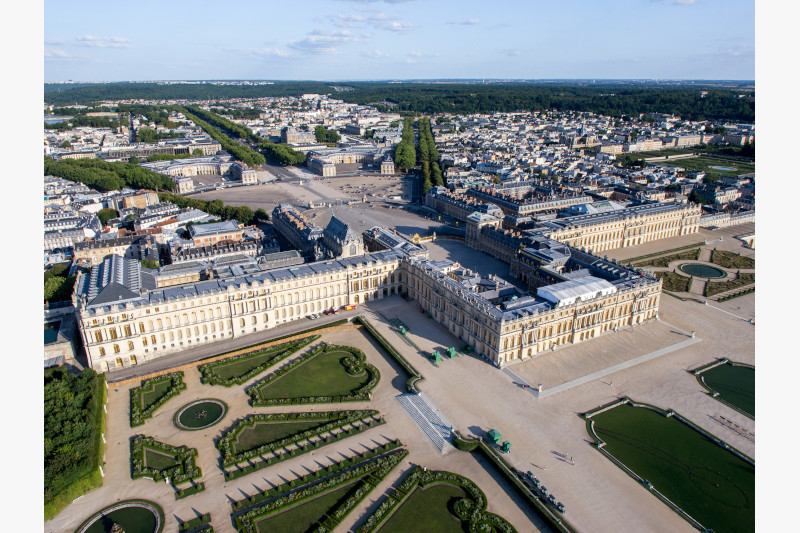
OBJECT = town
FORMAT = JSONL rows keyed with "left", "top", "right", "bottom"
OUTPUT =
{"left": 43, "top": 84, "right": 755, "bottom": 533}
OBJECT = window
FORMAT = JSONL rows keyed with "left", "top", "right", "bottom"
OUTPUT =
{"left": 115, "top": 357, "right": 123, "bottom": 367}
{"left": 109, "top": 329, "right": 118, "bottom": 340}
{"left": 98, "top": 347, "right": 105, "bottom": 356}
{"left": 94, "top": 331, "right": 103, "bottom": 343}
{"left": 127, "top": 341, "right": 134, "bottom": 351}
{"left": 124, "top": 325, "right": 132, "bottom": 337}
{"left": 142, "top": 337, "right": 148, "bottom": 346}
{"left": 113, "top": 344, "right": 120, "bottom": 354}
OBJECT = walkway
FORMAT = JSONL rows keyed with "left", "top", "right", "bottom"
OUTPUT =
{"left": 503, "top": 334, "right": 703, "bottom": 399}
{"left": 395, "top": 393, "right": 455, "bottom": 454}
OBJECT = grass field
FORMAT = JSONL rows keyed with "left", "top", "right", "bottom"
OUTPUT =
{"left": 140, "top": 380, "right": 173, "bottom": 411}
{"left": 655, "top": 156, "right": 755, "bottom": 176}
{"left": 699, "top": 363, "right": 755, "bottom": 417}
{"left": 233, "top": 421, "right": 326, "bottom": 454}
{"left": 379, "top": 484, "right": 469, "bottom": 533}
{"left": 254, "top": 481, "right": 359, "bottom": 533}
{"left": 212, "top": 347, "right": 285, "bottom": 381}
{"left": 255, "top": 350, "right": 371, "bottom": 400}
{"left": 143, "top": 448, "right": 179, "bottom": 471}
{"left": 590, "top": 404, "right": 754, "bottom": 533}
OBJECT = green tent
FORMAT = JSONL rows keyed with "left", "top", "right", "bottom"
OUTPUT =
{"left": 430, "top": 350, "right": 442, "bottom": 363}
{"left": 501, "top": 441, "right": 512, "bottom": 453}
{"left": 488, "top": 429, "right": 502, "bottom": 444}
{"left": 445, "top": 347, "right": 457, "bottom": 358}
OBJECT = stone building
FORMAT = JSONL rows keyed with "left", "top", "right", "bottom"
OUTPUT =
{"left": 321, "top": 216, "right": 364, "bottom": 258}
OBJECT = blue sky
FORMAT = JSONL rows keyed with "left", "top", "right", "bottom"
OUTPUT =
{"left": 44, "top": 0, "right": 755, "bottom": 81}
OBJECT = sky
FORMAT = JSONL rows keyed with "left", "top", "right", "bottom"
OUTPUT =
{"left": 44, "top": 0, "right": 755, "bottom": 82}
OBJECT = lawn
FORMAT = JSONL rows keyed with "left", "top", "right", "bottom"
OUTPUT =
{"left": 254, "top": 481, "right": 359, "bottom": 533}
{"left": 212, "top": 347, "right": 286, "bottom": 381}
{"left": 140, "top": 380, "right": 173, "bottom": 411}
{"left": 655, "top": 156, "right": 755, "bottom": 176}
{"left": 144, "top": 448, "right": 179, "bottom": 471}
{"left": 705, "top": 273, "right": 755, "bottom": 296}
{"left": 590, "top": 404, "right": 754, "bottom": 533}
{"left": 233, "top": 421, "right": 328, "bottom": 454}
{"left": 633, "top": 248, "right": 700, "bottom": 268}
{"left": 699, "top": 363, "right": 755, "bottom": 417}
{"left": 379, "top": 484, "right": 469, "bottom": 533}
{"left": 255, "top": 350, "right": 372, "bottom": 400}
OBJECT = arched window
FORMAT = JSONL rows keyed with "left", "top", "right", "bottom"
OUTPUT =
{"left": 127, "top": 341, "right": 134, "bottom": 351}
{"left": 113, "top": 344, "right": 120, "bottom": 354}
{"left": 239, "top": 318, "right": 245, "bottom": 328}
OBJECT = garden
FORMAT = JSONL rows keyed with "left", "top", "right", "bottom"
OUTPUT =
{"left": 174, "top": 399, "right": 228, "bottom": 430}
{"left": 130, "top": 435, "right": 203, "bottom": 496}
{"left": 584, "top": 400, "right": 754, "bottom": 533}
{"left": 358, "top": 467, "right": 517, "bottom": 533}
{"left": 232, "top": 446, "right": 408, "bottom": 533}
{"left": 655, "top": 271, "right": 691, "bottom": 293}
{"left": 704, "top": 272, "right": 755, "bottom": 297}
{"left": 247, "top": 343, "right": 380, "bottom": 405}
{"left": 217, "top": 410, "right": 385, "bottom": 474}
{"left": 198, "top": 336, "right": 318, "bottom": 386}
{"left": 72, "top": 499, "right": 164, "bottom": 533}
{"left": 710, "top": 249, "right": 756, "bottom": 270}
{"left": 130, "top": 372, "right": 186, "bottom": 427}
{"left": 631, "top": 247, "right": 701, "bottom": 268}
{"left": 693, "top": 360, "right": 755, "bottom": 418}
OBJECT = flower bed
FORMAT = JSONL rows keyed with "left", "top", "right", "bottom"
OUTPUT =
{"left": 130, "top": 372, "right": 186, "bottom": 427}
{"left": 355, "top": 316, "right": 424, "bottom": 393}
{"left": 233, "top": 448, "right": 408, "bottom": 533}
{"left": 217, "top": 409, "right": 383, "bottom": 469}
{"left": 198, "top": 336, "right": 319, "bottom": 387}
{"left": 357, "top": 467, "right": 516, "bottom": 533}
{"left": 710, "top": 250, "right": 755, "bottom": 270}
{"left": 247, "top": 343, "right": 380, "bottom": 406}
{"left": 130, "top": 435, "right": 202, "bottom": 485}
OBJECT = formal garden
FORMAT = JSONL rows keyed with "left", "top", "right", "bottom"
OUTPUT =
{"left": 130, "top": 372, "right": 186, "bottom": 427}
{"left": 247, "top": 342, "right": 380, "bottom": 405}
{"left": 174, "top": 399, "right": 228, "bottom": 430}
{"left": 584, "top": 399, "right": 754, "bottom": 533}
{"left": 693, "top": 359, "right": 755, "bottom": 418}
{"left": 358, "top": 466, "right": 517, "bottom": 533}
{"left": 232, "top": 444, "right": 408, "bottom": 533}
{"left": 72, "top": 499, "right": 164, "bottom": 533}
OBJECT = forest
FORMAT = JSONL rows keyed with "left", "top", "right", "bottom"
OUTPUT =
{"left": 44, "top": 81, "right": 755, "bottom": 122}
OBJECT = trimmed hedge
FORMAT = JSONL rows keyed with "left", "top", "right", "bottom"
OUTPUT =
{"left": 710, "top": 249, "right": 755, "bottom": 269}
{"left": 198, "top": 336, "right": 318, "bottom": 386}
{"left": 623, "top": 243, "right": 702, "bottom": 265}
{"left": 704, "top": 272, "right": 755, "bottom": 296}
{"left": 247, "top": 342, "right": 380, "bottom": 406}
{"left": 130, "top": 435, "right": 202, "bottom": 485}
{"left": 357, "top": 467, "right": 517, "bottom": 533}
{"left": 233, "top": 448, "right": 408, "bottom": 533}
{"left": 231, "top": 440, "right": 404, "bottom": 512}
{"left": 217, "top": 409, "right": 383, "bottom": 469}
{"left": 178, "top": 513, "right": 211, "bottom": 533}
{"left": 130, "top": 372, "right": 186, "bottom": 427}
{"left": 175, "top": 482, "right": 206, "bottom": 500}
{"left": 632, "top": 248, "right": 701, "bottom": 268}
{"left": 355, "top": 316, "right": 424, "bottom": 393}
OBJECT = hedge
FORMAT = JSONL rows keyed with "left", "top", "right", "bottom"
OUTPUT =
{"left": 632, "top": 248, "right": 701, "bottom": 268}
{"left": 217, "top": 409, "right": 383, "bottom": 468}
{"left": 175, "top": 482, "right": 206, "bottom": 500}
{"left": 198, "top": 336, "right": 318, "bottom": 387}
{"left": 233, "top": 448, "right": 408, "bottom": 533}
{"left": 231, "top": 440, "right": 404, "bottom": 512}
{"left": 357, "top": 467, "right": 517, "bottom": 533}
{"left": 355, "top": 316, "right": 424, "bottom": 393}
{"left": 623, "top": 243, "right": 703, "bottom": 265}
{"left": 130, "top": 372, "right": 186, "bottom": 427}
{"left": 710, "top": 249, "right": 755, "bottom": 269}
{"left": 130, "top": 435, "right": 202, "bottom": 485}
{"left": 178, "top": 513, "right": 211, "bottom": 532}
{"left": 247, "top": 343, "right": 380, "bottom": 406}
{"left": 704, "top": 272, "right": 755, "bottom": 296}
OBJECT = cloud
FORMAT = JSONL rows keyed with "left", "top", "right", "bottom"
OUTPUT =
{"left": 288, "top": 29, "right": 362, "bottom": 55}
{"left": 328, "top": 11, "right": 413, "bottom": 32}
{"left": 227, "top": 47, "right": 294, "bottom": 60}
{"left": 504, "top": 49, "right": 522, "bottom": 57}
{"left": 335, "top": 0, "right": 417, "bottom": 4}
{"left": 362, "top": 50, "right": 389, "bottom": 58}
{"left": 448, "top": 18, "right": 479, "bottom": 25}
{"left": 408, "top": 51, "right": 422, "bottom": 58}
{"left": 75, "top": 35, "right": 131, "bottom": 48}
{"left": 44, "top": 48, "right": 77, "bottom": 61}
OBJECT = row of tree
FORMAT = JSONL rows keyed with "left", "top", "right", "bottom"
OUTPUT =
{"left": 259, "top": 141, "right": 307, "bottom": 165}
{"left": 393, "top": 117, "right": 417, "bottom": 172}
{"left": 157, "top": 192, "right": 269, "bottom": 226}
{"left": 135, "top": 127, "right": 179, "bottom": 143}
{"left": 44, "top": 156, "right": 176, "bottom": 192}
{"left": 417, "top": 117, "right": 444, "bottom": 196}
{"left": 180, "top": 108, "right": 266, "bottom": 167}
{"left": 45, "top": 114, "right": 127, "bottom": 132}
{"left": 314, "top": 125, "right": 341, "bottom": 144}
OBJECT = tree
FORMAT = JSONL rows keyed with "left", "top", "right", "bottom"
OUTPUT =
{"left": 128, "top": 156, "right": 139, "bottom": 165}
{"left": 254, "top": 208, "right": 269, "bottom": 222}
{"left": 192, "top": 148, "right": 203, "bottom": 156}
{"left": 60, "top": 141, "right": 71, "bottom": 149}
{"left": 96, "top": 208, "right": 119, "bottom": 226}
{"left": 236, "top": 205, "right": 254, "bottom": 226}
{"left": 140, "top": 259, "right": 160, "bottom": 269}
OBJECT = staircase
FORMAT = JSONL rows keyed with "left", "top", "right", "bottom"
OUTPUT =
{"left": 396, "top": 393, "right": 455, "bottom": 454}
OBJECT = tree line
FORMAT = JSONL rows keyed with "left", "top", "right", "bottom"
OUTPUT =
{"left": 45, "top": 114, "right": 128, "bottom": 132}
{"left": 44, "top": 82, "right": 755, "bottom": 122}
{"left": 393, "top": 117, "right": 416, "bottom": 172}
{"left": 136, "top": 128, "right": 179, "bottom": 143}
{"left": 314, "top": 125, "right": 340, "bottom": 144}
{"left": 417, "top": 117, "right": 443, "bottom": 196}
{"left": 157, "top": 191, "right": 269, "bottom": 227}
{"left": 179, "top": 107, "right": 266, "bottom": 167}
{"left": 44, "top": 156, "right": 176, "bottom": 192}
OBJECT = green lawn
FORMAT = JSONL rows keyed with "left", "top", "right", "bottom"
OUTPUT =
{"left": 254, "top": 481, "right": 359, "bottom": 533}
{"left": 140, "top": 380, "right": 173, "bottom": 411}
{"left": 144, "top": 448, "right": 179, "bottom": 471}
{"left": 379, "top": 484, "right": 469, "bottom": 533}
{"left": 590, "top": 404, "right": 754, "bottom": 533}
{"left": 655, "top": 156, "right": 755, "bottom": 176}
{"left": 700, "top": 364, "right": 755, "bottom": 417}
{"left": 212, "top": 348, "right": 284, "bottom": 381}
{"left": 256, "top": 350, "right": 371, "bottom": 400}
{"left": 233, "top": 421, "right": 327, "bottom": 454}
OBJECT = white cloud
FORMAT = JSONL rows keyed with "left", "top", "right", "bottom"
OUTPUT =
{"left": 504, "top": 49, "right": 522, "bottom": 57}
{"left": 75, "top": 35, "right": 131, "bottom": 48}
{"left": 408, "top": 51, "right": 422, "bottom": 58}
{"left": 227, "top": 47, "right": 294, "bottom": 60}
{"left": 362, "top": 50, "right": 389, "bottom": 58}
{"left": 288, "top": 29, "right": 362, "bottom": 55}
{"left": 44, "top": 48, "right": 76, "bottom": 60}
{"left": 448, "top": 18, "right": 479, "bottom": 25}
{"left": 385, "top": 21, "right": 413, "bottom": 32}
{"left": 328, "top": 11, "right": 413, "bottom": 32}
{"left": 651, "top": 0, "right": 698, "bottom": 5}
